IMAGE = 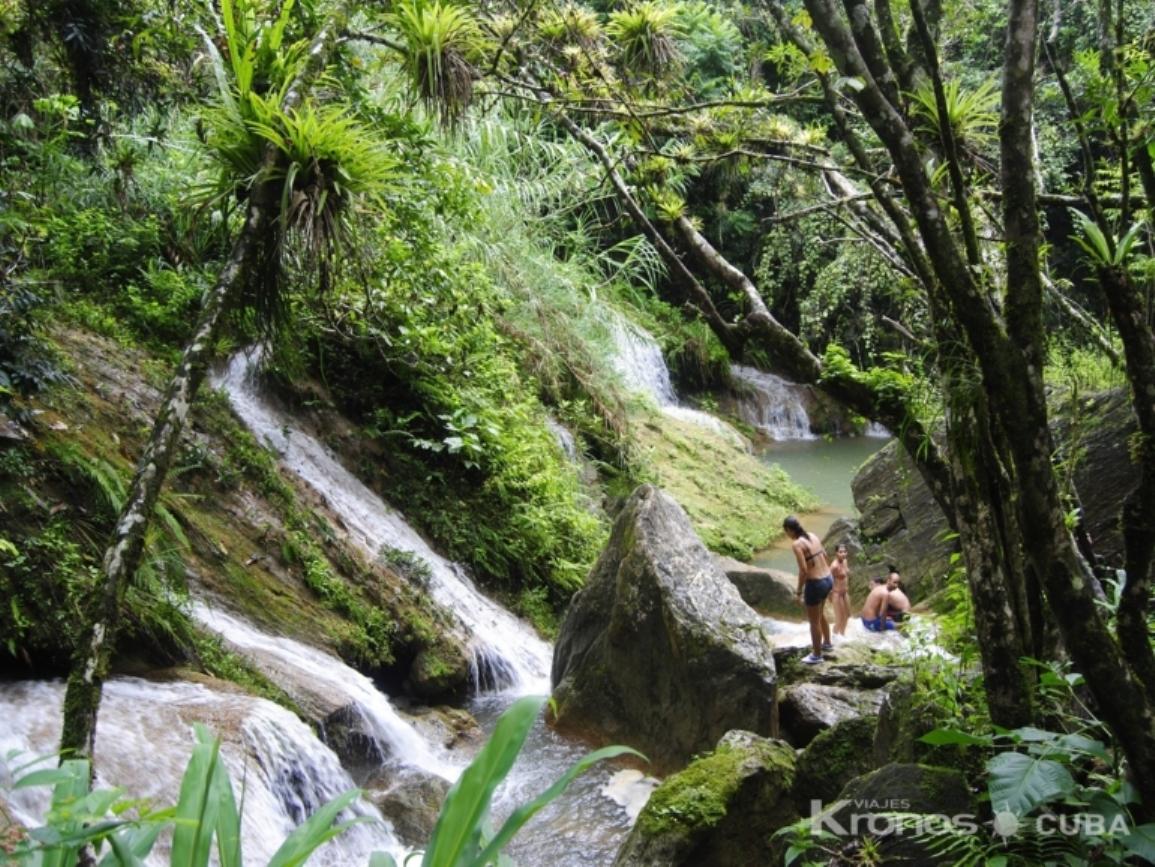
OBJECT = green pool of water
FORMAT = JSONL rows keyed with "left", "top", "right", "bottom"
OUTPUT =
{"left": 751, "top": 436, "right": 889, "bottom": 573}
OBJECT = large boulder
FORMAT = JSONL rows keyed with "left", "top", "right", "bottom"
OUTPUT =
{"left": 715, "top": 555, "right": 798, "bottom": 617}
{"left": 615, "top": 730, "right": 798, "bottom": 866}
{"left": 809, "top": 763, "right": 976, "bottom": 865}
{"left": 551, "top": 485, "right": 778, "bottom": 771}
{"left": 365, "top": 767, "right": 450, "bottom": 846}
{"left": 793, "top": 715, "right": 878, "bottom": 810}
{"left": 830, "top": 442, "right": 956, "bottom": 603}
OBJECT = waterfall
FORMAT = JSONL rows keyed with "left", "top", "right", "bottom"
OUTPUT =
{"left": 212, "top": 353, "right": 552, "bottom": 695}
{"left": 191, "top": 601, "right": 458, "bottom": 781}
{"left": 546, "top": 416, "right": 579, "bottom": 462}
{"left": 730, "top": 365, "right": 816, "bottom": 441}
{"left": 609, "top": 317, "right": 747, "bottom": 447}
{"left": 0, "top": 679, "right": 404, "bottom": 866}
{"left": 608, "top": 317, "right": 678, "bottom": 406}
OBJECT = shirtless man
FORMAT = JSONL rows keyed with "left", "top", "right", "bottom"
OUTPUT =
{"left": 784, "top": 515, "right": 833, "bottom": 664}
{"left": 861, "top": 577, "right": 897, "bottom": 632}
{"left": 830, "top": 544, "right": 851, "bottom": 636}
{"left": 887, "top": 567, "right": 911, "bottom": 622}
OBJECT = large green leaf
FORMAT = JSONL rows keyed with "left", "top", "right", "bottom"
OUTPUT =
{"left": 171, "top": 732, "right": 223, "bottom": 867}
{"left": 987, "top": 752, "right": 1076, "bottom": 816}
{"left": 266, "top": 788, "right": 364, "bottom": 867}
{"left": 1122, "top": 823, "right": 1155, "bottom": 862}
{"left": 423, "top": 695, "right": 547, "bottom": 867}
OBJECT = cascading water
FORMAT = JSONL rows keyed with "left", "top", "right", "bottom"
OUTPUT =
{"left": 212, "top": 352, "right": 551, "bottom": 695}
{"left": 210, "top": 355, "right": 647, "bottom": 861}
{"left": 730, "top": 365, "right": 816, "bottom": 441}
{"left": 607, "top": 317, "right": 678, "bottom": 406}
{"left": 191, "top": 601, "right": 457, "bottom": 781}
{"left": 0, "top": 679, "right": 404, "bottom": 866}
{"left": 608, "top": 317, "right": 746, "bottom": 446}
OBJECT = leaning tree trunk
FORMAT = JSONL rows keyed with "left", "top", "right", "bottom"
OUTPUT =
{"left": 58, "top": 9, "right": 347, "bottom": 761}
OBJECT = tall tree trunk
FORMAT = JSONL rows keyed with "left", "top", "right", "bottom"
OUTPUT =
{"left": 58, "top": 8, "right": 347, "bottom": 761}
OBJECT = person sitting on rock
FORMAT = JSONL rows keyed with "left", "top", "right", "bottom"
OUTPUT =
{"left": 886, "top": 566, "right": 911, "bottom": 623}
{"left": 861, "top": 576, "right": 897, "bottom": 632}
{"left": 785, "top": 515, "right": 834, "bottom": 664}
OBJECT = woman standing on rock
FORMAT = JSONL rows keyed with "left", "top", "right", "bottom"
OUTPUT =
{"left": 785, "top": 515, "right": 833, "bottom": 664}
{"left": 830, "top": 544, "right": 851, "bottom": 637}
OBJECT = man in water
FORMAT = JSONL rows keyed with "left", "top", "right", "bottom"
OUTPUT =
{"left": 887, "top": 566, "right": 911, "bottom": 622}
{"left": 861, "top": 576, "right": 896, "bottom": 632}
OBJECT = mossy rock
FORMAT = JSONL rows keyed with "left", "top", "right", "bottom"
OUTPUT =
{"left": 632, "top": 412, "right": 816, "bottom": 561}
{"left": 405, "top": 645, "right": 471, "bottom": 704}
{"left": 793, "top": 715, "right": 878, "bottom": 811}
{"left": 809, "top": 763, "right": 976, "bottom": 866}
{"left": 616, "top": 731, "right": 799, "bottom": 866}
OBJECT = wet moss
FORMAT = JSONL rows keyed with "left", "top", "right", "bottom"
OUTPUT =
{"left": 632, "top": 412, "right": 817, "bottom": 560}
{"left": 638, "top": 737, "right": 795, "bottom": 837}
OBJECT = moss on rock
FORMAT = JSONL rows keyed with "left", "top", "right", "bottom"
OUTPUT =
{"left": 618, "top": 731, "right": 799, "bottom": 866}
{"left": 793, "top": 715, "right": 878, "bottom": 809}
{"left": 632, "top": 412, "right": 817, "bottom": 560}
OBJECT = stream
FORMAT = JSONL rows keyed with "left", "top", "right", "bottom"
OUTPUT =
{"left": 1, "top": 323, "right": 890, "bottom": 865}
{"left": 751, "top": 436, "right": 889, "bottom": 574}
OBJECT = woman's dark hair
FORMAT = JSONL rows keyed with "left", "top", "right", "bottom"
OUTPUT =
{"left": 783, "top": 515, "right": 806, "bottom": 536}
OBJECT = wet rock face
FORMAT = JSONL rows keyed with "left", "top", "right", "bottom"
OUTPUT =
{"left": 404, "top": 646, "right": 471, "bottom": 705}
{"left": 615, "top": 730, "right": 799, "bottom": 867}
{"left": 365, "top": 766, "right": 450, "bottom": 846}
{"left": 715, "top": 556, "right": 798, "bottom": 618}
{"left": 551, "top": 485, "right": 778, "bottom": 772}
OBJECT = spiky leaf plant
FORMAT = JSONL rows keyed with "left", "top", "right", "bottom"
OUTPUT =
{"left": 909, "top": 77, "right": 999, "bottom": 155}
{"left": 605, "top": 1, "right": 685, "bottom": 77}
{"left": 539, "top": 3, "right": 602, "bottom": 51}
{"left": 389, "top": 0, "right": 483, "bottom": 129}
{"left": 199, "top": 0, "right": 398, "bottom": 329}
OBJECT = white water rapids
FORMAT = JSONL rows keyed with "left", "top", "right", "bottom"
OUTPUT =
{"left": 608, "top": 317, "right": 747, "bottom": 446}
{"left": 213, "top": 351, "right": 552, "bottom": 696}
{"left": 0, "top": 679, "right": 405, "bottom": 866}
{"left": 730, "top": 365, "right": 816, "bottom": 441}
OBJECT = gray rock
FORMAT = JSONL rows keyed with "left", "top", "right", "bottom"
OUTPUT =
{"left": 615, "top": 730, "right": 798, "bottom": 866}
{"left": 715, "top": 555, "right": 798, "bottom": 617}
{"left": 405, "top": 646, "right": 471, "bottom": 705}
{"left": 365, "top": 766, "right": 450, "bottom": 846}
{"left": 829, "top": 442, "right": 956, "bottom": 603}
{"left": 778, "top": 682, "right": 885, "bottom": 747}
{"left": 551, "top": 485, "right": 778, "bottom": 772}
{"left": 793, "top": 715, "right": 878, "bottom": 810}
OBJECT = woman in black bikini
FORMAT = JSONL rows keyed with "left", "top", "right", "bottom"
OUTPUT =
{"left": 784, "top": 515, "right": 833, "bottom": 664}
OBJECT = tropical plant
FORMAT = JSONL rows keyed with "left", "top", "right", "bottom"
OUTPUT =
{"left": 908, "top": 77, "right": 1000, "bottom": 154}
{"left": 388, "top": 0, "right": 483, "bottom": 128}
{"left": 605, "top": 1, "right": 685, "bottom": 77}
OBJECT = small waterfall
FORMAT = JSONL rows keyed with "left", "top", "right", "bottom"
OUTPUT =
{"left": 608, "top": 317, "right": 678, "bottom": 406}
{"left": 213, "top": 353, "right": 552, "bottom": 695}
{"left": 0, "top": 679, "right": 404, "bottom": 866}
{"left": 545, "top": 416, "right": 579, "bottom": 462}
{"left": 609, "top": 316, "right": 746, "bottom": 447}
{"left": 191, "top": 601, "right": 457, "bottom": 781}
{"left": 865, "top": 421, "right": 890, "bottom": 438}
{"left": 730, "top": 365, "right": 816, "bottom": 441}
